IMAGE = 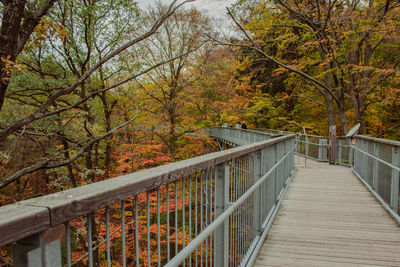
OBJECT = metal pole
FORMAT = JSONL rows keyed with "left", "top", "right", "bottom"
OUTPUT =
{"left": 372, "top": 143, "right": 379, "bottom": 190}
{"left": 253, "top": 151, "right": 262, "bottom": 238}
{"left": 391, "top": 147, "right": 399, "bottom": 214}
{"left": 214, "top": 162, "right": 229, "bottom": 267}
{"left": 329, "top": 125, "right": 337, "bottom": 165}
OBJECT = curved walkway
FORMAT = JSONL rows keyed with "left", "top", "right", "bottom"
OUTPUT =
{"left": 254, "top": 158, "right": 400, "bottom": 266}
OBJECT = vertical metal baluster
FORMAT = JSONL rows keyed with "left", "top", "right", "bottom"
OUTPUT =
{"left": 205, "top": 169, "right": 208, "bottom": 266}
{"left": 250, "top": 156, "right": 253, "bottom": 250}
{"left": 233, "top": 159, "right": 237, "bottom": 267}
{"left": 241, "top": 158, "right": 244, "bottom": 260}
{"left": 209, "top": 168, "right": 213, "bottom": 265}
{"left": 106, "top": 206, "right": 111, "bottom": 267}
{"left": 167, "top": 183, "right": 170, "bottom": 261}
{"left": 200, "top": 171, "right": 203, "bottom": 266}
{"left": 189, "top": 175, "right": 192, "bottom": 266}
{"left": 238, "top": 158, "right": 241, "bottom": 264}
{"left": 244, "top": 157, "right": 247, "bottom": 256}
{"left": 87, "top": 213, "right": 93, "bottom": 267}
{"left": 239, "top": 158, "right": 243, "bottom": 261}
{"left": 247, "top": 156, "right": 250, "bottom": 252}
{"left": 248, "top": 157, "right": 251, "bottom": 250}
{"left": 243, "top": 157, "right": 251, "bottom": 255}
{"left": 135, "top": 196, "right": 139, "bottom": 266}
{"left": 238, "top": 158, "right": 241, "bottom": 262}
{"left": 195, "top": 173, "right": 198, "bottom": 266}
{"left": 229, "top": 163, "right": 232, "bottom": 267}
{"left": 245, "top": 157, "right": 247, "bottom": 257}
{"left": 157, "top": 187, "right": 161, "bottom": 266}
{"left": 66, "top": 222, "right": 71, "bottom": 267}
{"left": 236, "top": 160, "right": 240, "bottom": 267}
{"left": 121, "top": 201, "right": 126, "bottom": 267}
{"left": 175, "top": 181, "right": 178, "bottom": 255}
{"left": 182, "top": 178, "right": 186, "bottom": 267}
{"left": 147, "top": 191, "right": 150, "bottom": 267}
{"left": 247, "top": 156, "right": 250, "bottom": 253}
{"left": 249, "top": 156, "right": 252, "bottom": 250}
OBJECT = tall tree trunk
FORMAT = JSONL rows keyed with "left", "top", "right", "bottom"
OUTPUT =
{"left": 62, "top": 139, "right": 77, "bottom": 187}
{"left": 339, "top": 106, "right": 349, "bottom": 134}
{"left": 85, "top": 144, "right": 95, "bottom": 183}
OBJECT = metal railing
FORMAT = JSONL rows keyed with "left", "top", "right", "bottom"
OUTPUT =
{"left": 336, "top": 136, "right": 353, "bottom": 166}
{"left": 352, "top": 135, "right": 400, "bottom": 219}
{"left": 206, "top": 128, "right": 278, "bottom": 146}
{"left": 0, "top": 130, "right": 296, "bottom": 267}
{"left": 295, "top": 134, "right": 328, "bottom": 162}
{"left": 252, "top": 128, "right": 292, "bottom": 136}
{"left": 251, "top": 128, "right": 399, "bottom": 221}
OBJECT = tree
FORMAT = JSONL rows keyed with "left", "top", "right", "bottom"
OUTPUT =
{"left": 134, "top": 5, "right": 211, "bottom": 155}
{"left": 0, "top": 0, "right": 195, "bottom": 190}
{"left": 0, "top": 0, "right": 58, "bottom": 111}
{"left": 228, "top": 0, "right": 400, "bottom": 134}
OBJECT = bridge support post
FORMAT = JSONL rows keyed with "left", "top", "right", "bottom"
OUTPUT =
{"left": 214, "top": 162, "right": 229, "bottom": 267}
{"left": 13, "top": 225, "right": 63, "bottom": 267}
{"left": 391, "top": 147, "right": 399, "bottom": 214}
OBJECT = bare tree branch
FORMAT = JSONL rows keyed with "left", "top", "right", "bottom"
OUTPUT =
{"left": 0, "top": 0, "right": 194, "bottom": 143}
{"left": 376, "top": 122, "right": 400, "bottom": 138}
{"left": 0, "top": 110, "right": 141, "bottom": 189}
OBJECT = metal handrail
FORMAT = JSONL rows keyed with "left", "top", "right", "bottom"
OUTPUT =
{"left": 352, "top": 135, "right": 400, "bottom": 219}
{"left": 355, "top": 134, "right": 400, "bottom": 147}
{"left": 1, "top": 129, "right": 296, "bottom": 267}
{"left": 165, "top": 144, "right": 296, "bottom": 266}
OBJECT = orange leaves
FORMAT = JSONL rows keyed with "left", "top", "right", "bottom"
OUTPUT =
{"left": 24, "top": 17, "right": 67, "bottom": 52}
{"left": 112, "top": 138, "right": 173, "bottom": 175}
{"left": 1, "top": 56, "right": 27, "bottom": 84}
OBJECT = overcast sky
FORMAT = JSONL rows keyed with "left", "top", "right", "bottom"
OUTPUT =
{"left": 135, "top": 0, "right": 237, "bottom": 20}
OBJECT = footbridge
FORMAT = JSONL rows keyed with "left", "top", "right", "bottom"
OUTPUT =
{"left": 0, "top": 128, "right": 399, "bottom": 266}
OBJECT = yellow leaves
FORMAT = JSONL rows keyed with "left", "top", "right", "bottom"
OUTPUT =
{"left": 0, "top": 151, "right": 10, "bottom": 165}
{"left": 1, "top": 56, "right": 27, "bottom": 83}
{"left": 23, "top": 17, "right": 68, "bottom": 52}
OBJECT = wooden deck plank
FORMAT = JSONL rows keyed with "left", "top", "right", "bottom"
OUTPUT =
{"left": 254, "top": 159, "right": 400, "bottom": 266}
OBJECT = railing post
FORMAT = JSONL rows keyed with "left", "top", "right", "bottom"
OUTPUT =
{"left": 349, "top": 138, "right": 354, "bottom": 166}
{"left": 253, "top": 151, "right": 262, "bottom": 236}
{"left": 372, "top": 142, "right": 379, "bottom": 190}
{"left": 337, "top": 139, "right": 342, "bottom": 164}
{"left": 305, "top": 135, "right": 309, "bottom": 158}
{"left": 283, "top": 140, "right": 288, "bottom": 183}
{"left": 277, "top": 141, "right": 284, "bottom": 193}
{"left": 329, "top": 125, "right": 337, "bottom": 165}
{"left": 362, "top": 139, "right": 367, "bottom": 179}
{"left": 391, "top": 147, "right": 399, "bottom": 214}
{"left": 13, "top": 226, "right": 63, "bottom": 267}
{"left": 318, "top": 138, "right": 323, "bottom": 161}
{"left": 322, "top": 138, "right": 328, "bottom": 161}
{"left": 274, "top": 143, "right": 278, "bottom": 203}
{"left": 355, "top": 138, "right": 362, "bottom": 174}
{"left": 214, "top": 162, "right": 229, "bottom": 267}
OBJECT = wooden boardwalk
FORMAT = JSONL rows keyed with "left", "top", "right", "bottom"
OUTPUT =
{"left": 254, "top": 158, "right": 400, "bottom": 266}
